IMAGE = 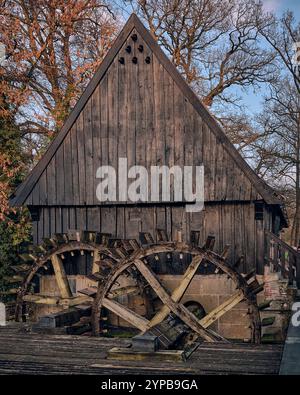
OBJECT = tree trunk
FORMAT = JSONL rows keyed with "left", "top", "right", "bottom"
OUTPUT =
{"left": 292, "top": 106, "right": 300, "bottom": 247}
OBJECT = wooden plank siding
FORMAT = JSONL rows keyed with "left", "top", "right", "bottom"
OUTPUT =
{"left": 32, "top": 203, "right": 261, "bottom": 274}
{"left": 12, "top": 15, "right": 288, "bottom": 277}
{"left": 24, "top": 30, "right": 262, "bottom": 207}
{"left": 11, "top": 14, "right": 283, "bottom": 209}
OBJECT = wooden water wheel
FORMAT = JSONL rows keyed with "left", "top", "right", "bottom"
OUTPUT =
{"left": 14, "top": 231, "right": 115, "bottom": 323}
{"left": 90, "top": 231, "right": 263, "bottom": 344}
{"left": 13, "top": 229, "right": 268, "bottom": 344}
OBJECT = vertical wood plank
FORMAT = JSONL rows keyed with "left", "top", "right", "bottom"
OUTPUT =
{"left": 84, "top": 95, "right": 94, "bottom": 205}
{"left": 127, "top": 29, "right": 137, "bottom": 172}
{"left": 100, "top": 74, "right": 109, "bottom": 167}
{"left": 63, "top": 129, "right": 73, "bottom": 205}
{"left": 107, "top": 57, "right": 118, "bottom": 172}
{"left": 56, "top": 145, "right": 65, "bottom": 205}
{"left": 39, "top": 172, "right": 47, "bottom": 205}
{"left": 70, "top": 125, "right": 80, "bottom": 205}
{"left": 92, "top": 85, "right": 101, "bottom": 206}
{"left": 77, "top": 112, "right": 86, "bottom": 204}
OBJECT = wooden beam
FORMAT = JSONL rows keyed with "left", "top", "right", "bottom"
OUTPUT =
{"left": 61, "top": 296, "right": 93, "bottom": 307}
{"left": 199, "top": 290, "right": 244, "bottom": 329}
{"left": 51, "top": 255, "right": 72, "bottom": 299}
{"left": 108, "top": 286, "right": 140, "bottom": 299}
{"left": 78, "top": 286, "right": 98, "bottom": 297}
{"left": 102, "top": 298, "right": 149, "bottom": 332}
{"left": 149, "top": 254, "right": 204, "bottom": 327}
{"left": 3, "top": 275, "right": 24, "bottom": 284}
{"left": 23, "top": 295, "right": 92, "bottom": 306}
{"left": 134, "top": 259, "right": 216, "bottom": 342}
{"left": 23, "top": 295, "right": 59, "bottom": 305}
{"left": 107, "top": 348, "right": 185, "bottom": 362}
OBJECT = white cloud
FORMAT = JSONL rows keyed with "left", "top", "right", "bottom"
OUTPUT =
{"left": 263, "top": 0, "right": 282, "bottom": 12}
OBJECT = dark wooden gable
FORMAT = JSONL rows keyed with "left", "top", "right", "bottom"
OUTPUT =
{"left": 11, "top": 14, "right": 282, "bottom": 207}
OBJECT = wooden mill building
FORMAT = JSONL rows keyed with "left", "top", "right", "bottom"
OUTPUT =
{"left": 11, "top": 13, "right": 288, "bottom": 278}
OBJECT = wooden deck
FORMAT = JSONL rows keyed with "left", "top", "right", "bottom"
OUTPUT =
{"left": 0, "top": 325, "right": 283, "bottom": 375}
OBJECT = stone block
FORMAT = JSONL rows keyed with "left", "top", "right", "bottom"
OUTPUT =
{"left": 219, "top": 309, "right": 249, "bottom": 325}
{"left": 186, "top": 275, "right": 235, "bottom": 296}
{"left": 218, "top": 323, "right": 252, "bottom": 340}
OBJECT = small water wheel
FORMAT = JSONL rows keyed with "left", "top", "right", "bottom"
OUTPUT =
{"left": 14, "top": 231, "right": 114, "bottom": 322}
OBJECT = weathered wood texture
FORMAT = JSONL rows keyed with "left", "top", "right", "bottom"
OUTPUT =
{"left": 265, "top": 230, "right": 300, "bottom": 287}
{"left": 0, "top": 325, "right": 284, "bottom": 375}
{"left": 32, "top": 202, "right": 263, "bottom": 272}
{"left": 25, "top": 28, "right": 262, "bottom": 207}
{"left": 14, "top": 16, "right": 286, "bottom": 276}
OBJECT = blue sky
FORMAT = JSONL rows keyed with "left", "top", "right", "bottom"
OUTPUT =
{"left": 240, "top": 0, "right": 300, "bottom": 116}
{"left": 119, "top": 1, "right": 300, "bottom": 116}
{"left": 263, "top": 0, "right": 300, "bottom": 18}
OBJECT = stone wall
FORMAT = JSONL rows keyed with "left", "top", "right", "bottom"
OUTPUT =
{"left": 159, "top": 274, "right": 252, "bottom": 340}
{"left": 34, "top": 270, "right": 297, "bottom": 342}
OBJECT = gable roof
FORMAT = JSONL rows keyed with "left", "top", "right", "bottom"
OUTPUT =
{"left": 10, "top": 13, "right": 283, "bottom": 209}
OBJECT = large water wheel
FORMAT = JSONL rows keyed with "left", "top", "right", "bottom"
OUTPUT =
{"left": 12, "top": 229, "right": 269, "bottom": 344}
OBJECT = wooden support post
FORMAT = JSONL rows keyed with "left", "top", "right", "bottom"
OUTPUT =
{"left": 51, "top": 255, "right": 73, "bottom": 299}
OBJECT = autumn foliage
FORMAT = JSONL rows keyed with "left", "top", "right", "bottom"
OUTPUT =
{"left": 0, "top": 0, "right": 119, "bottom": 220}
{"left": 0, "top": 0, "right": 119, "bottom": 137}
{"left": 0, "top": 1, "right": 120, "bottom": 291}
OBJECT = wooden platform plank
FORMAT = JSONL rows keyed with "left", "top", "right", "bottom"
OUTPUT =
{"left": 0, "top": 325, "right": 284, "bottom": 375}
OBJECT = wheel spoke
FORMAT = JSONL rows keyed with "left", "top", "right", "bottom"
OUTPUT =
{"left": 149, "top": 254, "right": 205, "bottom": 327}
{"left": 51, "top": 254, "right": 72, "bottom": 299}
{"left": 134, "top": 259, "right": 217, "bottom": 342}
{"left": 107, "top": 286, "right": 140, "bottom": 299}
{"left": 199, "top": 290, "right": 244, "bottom": 329}
{"left": 102, "top": 297, "right": 149, "bottom": 332}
